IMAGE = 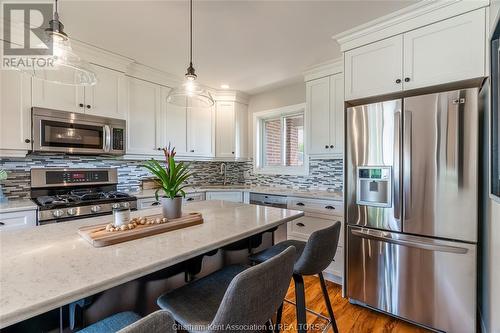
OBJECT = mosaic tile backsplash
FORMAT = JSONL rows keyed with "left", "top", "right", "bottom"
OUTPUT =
{"left": 0, "top": 154, "right": 343, "bottom": 199}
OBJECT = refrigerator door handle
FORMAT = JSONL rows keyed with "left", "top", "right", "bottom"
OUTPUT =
{"left": 394, "top": 111, "right": 401, "bottom": 221}
{"left": 351, "top": 228, "right": 469, "bottom": 254}
{"left": 403, "top": 110, "right": 412, "bottom": 220}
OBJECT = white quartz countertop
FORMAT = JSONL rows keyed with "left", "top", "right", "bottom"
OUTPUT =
{"left": 0, "top": 200, "right": 303, "bottom": 328}
{"left": 0, "top": 199, "right": 38, "bottom": 214}
{"left": 131, "top": 185, "right": 343, "bottom": 201}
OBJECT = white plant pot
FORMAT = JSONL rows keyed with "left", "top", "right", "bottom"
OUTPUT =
{"left": 161, "top": 196, "right": 183, "bottom": 219}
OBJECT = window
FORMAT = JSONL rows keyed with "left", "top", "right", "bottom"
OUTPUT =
{"left": 254, "top": 104, "right": 307, "bottom": 175}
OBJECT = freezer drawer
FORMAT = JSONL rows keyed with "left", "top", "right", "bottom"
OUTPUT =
{"left": 347, "top": 226, "right": 476, "bottom": 333}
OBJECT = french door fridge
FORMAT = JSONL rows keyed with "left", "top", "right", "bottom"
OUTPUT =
{"left": 345, "top": 88, "right": 478, "bottom": 333}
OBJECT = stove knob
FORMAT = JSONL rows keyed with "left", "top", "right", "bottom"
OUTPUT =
{"left": 112, "top": 203, "right": 120, "bottom": 209}
{"left": 121, "top": 202, "right": 130, "bottom": 209}
{"left": 52, "top": 209, "right": 64, "bottom": 218}
{"left": 67, "top": 208, "right": 77, "bottom": 216}
{"left": 91, "top": 205, "right": 101, "bottom": 213}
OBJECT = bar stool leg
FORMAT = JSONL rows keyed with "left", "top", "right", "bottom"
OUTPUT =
{"left": 293, "top": 274, "right": 307, "bottom": 333}
{"left": 319, "top": 273, "right": 339, "bottom": 333}
{"left": 275, "top": 303, "right": 284, "bottom": 333}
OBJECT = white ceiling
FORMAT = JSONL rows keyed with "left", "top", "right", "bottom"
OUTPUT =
{"left": 60, "top": 0, "right": 417, "bottom": 94}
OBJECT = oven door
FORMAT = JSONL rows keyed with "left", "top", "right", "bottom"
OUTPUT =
{"left": 33, "top": 108, "right": 110, "bottom": 154}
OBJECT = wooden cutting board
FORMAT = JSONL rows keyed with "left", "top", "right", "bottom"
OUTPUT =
{"left": 78, "top": 212, "right": 203, "bottom": 247}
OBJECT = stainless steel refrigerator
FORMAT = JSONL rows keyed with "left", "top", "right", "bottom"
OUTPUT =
{"left": 345, "top": 87, "right": 479, "bottom": 333}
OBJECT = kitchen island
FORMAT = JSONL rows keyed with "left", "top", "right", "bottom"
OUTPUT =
{"left": 0, "top": 200, "right": 303, "bottom": 329}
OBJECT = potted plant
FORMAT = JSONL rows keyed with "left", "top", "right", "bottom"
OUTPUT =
{"left": 143, "top": 145, "right": 192, "bottom": 219}
{"left": 0, "top": 169, "right": 7, "bottom": 203}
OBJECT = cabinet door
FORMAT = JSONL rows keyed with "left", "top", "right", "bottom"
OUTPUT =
{"left": 165, "top": 101, "right": 188, "bottom": 155}
{"left": 215, "top": 102, "right": 235, "bottom": 158}
{"left": 188, "top": 106, "right": 214, "bottom": 156}
{"left": 329, "top": 73, "right": 344, "bottom": 155}
{"left": 32, "top": 77, "right": 84, "bottom": 113}
{"left": 234, "top": 102, "right": 249, "bottom": 159}
{"left": 307, "top": 77, "right": 331, "bottom": 155}
{"left": 126, "top": 77, "right": 162, "bottom": 155}
{"left": 344, "top": 35, "right": 403, "bottom": 100}
{"left": 403, "top": 9, "right": 485, "bottom": 90}
{"left": 84, "top": 64, "right": 126, "bottom": 119}
{"left": 205, "top": 191, "right": 242, "bottom": 202}
{"left": 0, "top": 69, "right": 32, "bottom": 153}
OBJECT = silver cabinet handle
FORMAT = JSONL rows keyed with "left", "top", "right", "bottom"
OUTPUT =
{"left": 103, "top": 125, "right": 111, "bottom": 152}
{"left": 351, "top": 228, "right": 468, "bottom": 254}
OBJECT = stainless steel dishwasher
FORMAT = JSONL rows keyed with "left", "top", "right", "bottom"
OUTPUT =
{"left": 249, "top": 193, "right": 288, "bottom": 243}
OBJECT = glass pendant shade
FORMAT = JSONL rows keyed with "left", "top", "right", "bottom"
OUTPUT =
{"left": 167, "top": 78, "right": 214, "bottom": 108}
{"left": 23, "top": 31, "right": 97, "bottom": 86}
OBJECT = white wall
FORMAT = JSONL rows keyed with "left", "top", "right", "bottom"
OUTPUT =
{"left": 247, "top": 81, "right": 306, "bottom": 153}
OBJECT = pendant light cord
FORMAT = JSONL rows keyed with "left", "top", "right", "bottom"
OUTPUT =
{"left": 189, "top": 0, "right": 193, "bottom": 67}
{"left": 54, "top": 0, "right": 59, "bottom": 21}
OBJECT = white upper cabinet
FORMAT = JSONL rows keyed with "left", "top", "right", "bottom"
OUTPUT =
{"left": 126, "top": 77, "right": 163, "bottom": 156}
{"left": 215, "top": 102, "right": 235, "bottom": 158}
{"left": 402, "top": 9, "right": 485, "bottom": 90}
{"left": 187, "top": 106, "right": 214, "bottom": 157}
{"left": 32, "top": 77, "right": 84, "bottom": 113}
{"left": 33, "top": 64, "right": 126, "bottom": 119}
{"left": 215, "top": 101, "right": 248, "bottom": 160}
{"left": 84, "top": 64, "right": 126, "bottom": 119}
{"left": 344, "top": 35, "right": 403, "bottom": 101}
{"left": 343, "top": 8, "right": 486, "bottom": 101}
{"left": 0, "top": 69, "right": 32, "bottom": 155}
{"left": 306, "top": 73, "right": 344, "bottom": 157}
{"left": 307, "top": 77, "right": 331, "bottom": 155}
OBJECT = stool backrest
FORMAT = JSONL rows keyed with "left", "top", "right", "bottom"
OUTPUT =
{"left": 210, "top": 246, "right": 296, "bottom": 332}
{"left": 118, "top": 310, "right": 175, "bottom": 333}
{"left": 295, "top": 221, "right": 341, "bottom": 275}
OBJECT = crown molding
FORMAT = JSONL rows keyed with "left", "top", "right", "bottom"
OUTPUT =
{"left": 333, "top": 0, "right": 490, "bottom": 52}
{"left": 213, "top": 90, "right": 250, "bottom": 104}
{"left": 126, "top": 63, "right": 182, "bottom": 88}
{"left": 72, "top": 40, "right": 134, "bottom": 73}
{"left": 303, "top": 58, "right": 343, "bottom": 82}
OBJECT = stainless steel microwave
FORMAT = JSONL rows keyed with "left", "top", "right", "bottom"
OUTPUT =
{"left": 32, "top": 108, "right": 126, "bottom": 155}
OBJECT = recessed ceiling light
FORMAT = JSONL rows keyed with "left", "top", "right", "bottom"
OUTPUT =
{"left": 220, "top": 84, "right": 230, "bottom": 89}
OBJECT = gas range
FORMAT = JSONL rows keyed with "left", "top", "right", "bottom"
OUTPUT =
{"left": 31, "top": 168, "right": 137, "bottom": 224}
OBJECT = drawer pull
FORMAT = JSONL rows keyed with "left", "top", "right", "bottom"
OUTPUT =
{"left": 296, "top": 222, "right": 305, "bottom": 227}
{"left": 151, "top": 202, "right": 160, "bottom": 206}
{"left": 325, "top": 205, "right": 335, "bottom": 210}
{"left": 0, "top": 222, "right": 4, "bottom": 226}
{"left": 296, "top": 202, "right": 305, "bottom": 207}
{"left": 186, "top": 197, "right": 194, "bottom": 201}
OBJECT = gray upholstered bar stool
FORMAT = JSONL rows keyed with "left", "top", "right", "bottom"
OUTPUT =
{"left": 77, "top": 310, "right": 175, "bottom": 333}
{"left": 249, "top": 222, "right": 341, "bottom": 333}
{"left": 157, "top": 246, "right": 296, "bottom": 333}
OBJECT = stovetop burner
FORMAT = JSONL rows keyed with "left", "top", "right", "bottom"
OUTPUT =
{"left": 35, "top": 190, "right": 135, "bottom": 209}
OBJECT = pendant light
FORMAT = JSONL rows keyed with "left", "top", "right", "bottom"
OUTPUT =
{"left": 23, "top": 0, "right": 97, "bottom": 86}
{"left": 167, "top": 0, "right": 214, "bottom": 109}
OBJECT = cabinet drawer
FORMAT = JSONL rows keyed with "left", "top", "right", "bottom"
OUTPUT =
{"left": 205, "top": 191, "right": 242, "bottom": 203}
{"left": 287, "top": 197, "right": 343, "bottom": 216}
{"left": 288, "top": 216, "right": 344, "bottom": 246}
{"left": 137, "top": 197, "right": 161, "bottom": 210}
{"left": 0, "top": 210, "right": 37, "bottom": 230}
{"left": 325, "top": 246, "right": 343, "bottom": 278}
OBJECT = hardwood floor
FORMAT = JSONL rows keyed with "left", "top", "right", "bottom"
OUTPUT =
{"left": 280, "top": 276, "right": 431, "bottom": 333}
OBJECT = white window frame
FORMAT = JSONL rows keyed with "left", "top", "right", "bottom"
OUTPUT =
{"left": 253, "top": 103, "right": 308, "bottom": 175}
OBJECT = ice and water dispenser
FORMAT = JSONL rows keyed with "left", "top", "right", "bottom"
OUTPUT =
{"left": 356, "top": 167, "right": 392, "bottom": 207}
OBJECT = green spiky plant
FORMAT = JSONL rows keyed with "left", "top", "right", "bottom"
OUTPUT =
{"left": 0, "top": 169, "right": 7, "bottom": 182}
{"left": 143, "top": 145, "right": 193, "bottom": 201}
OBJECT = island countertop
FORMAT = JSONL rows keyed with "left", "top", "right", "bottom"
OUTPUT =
{"left": 0, "top": 200, "right": 303, "bottom": 329}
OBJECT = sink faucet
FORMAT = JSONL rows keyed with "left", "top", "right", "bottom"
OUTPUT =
{"left": 220, "top": 163, "right": 227, "bottom": 186}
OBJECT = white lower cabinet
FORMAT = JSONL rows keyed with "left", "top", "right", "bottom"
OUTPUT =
{"left": 287, "top": 197, "right": 344, "bottom": 283}
{"left": 0, "top": 210, "right": 37, "bottom": 230}
{"left": 137, "top": 192, "right": 206, "bottom": 210}
{"left": 205, "top": 191, "right": 243, "bottom": 203}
